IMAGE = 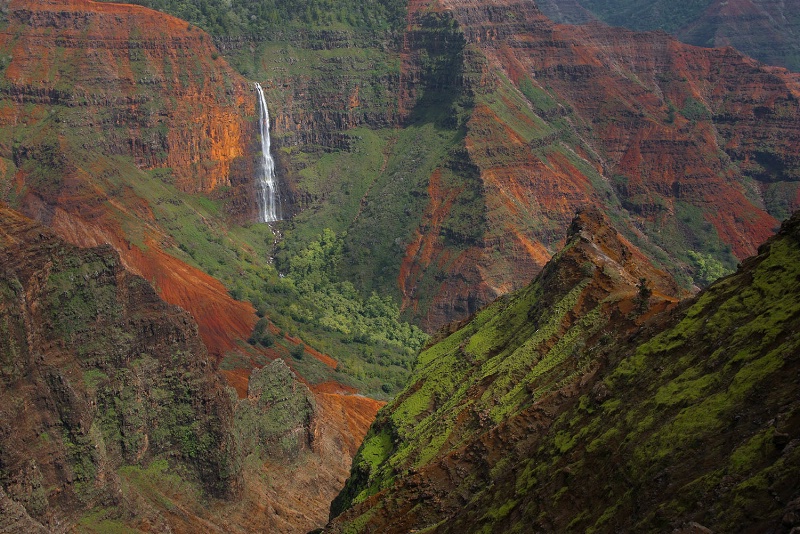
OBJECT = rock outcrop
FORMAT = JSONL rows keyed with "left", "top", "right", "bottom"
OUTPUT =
{"left": 327, "top": 207, "right": 800, "bottom": 533}
{"left": 0, "top": 206, "right": 240, "bottom": 528}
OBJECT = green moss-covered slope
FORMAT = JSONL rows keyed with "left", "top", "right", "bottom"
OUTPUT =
{"left": 327, "top": 208, "right": 800, "bottom": 533}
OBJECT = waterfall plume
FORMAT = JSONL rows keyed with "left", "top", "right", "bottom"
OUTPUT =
{"left": 255, "top": 82, "right": 281, "bottom": 222}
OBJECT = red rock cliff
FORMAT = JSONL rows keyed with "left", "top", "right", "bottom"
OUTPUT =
{"left": 395, "top": 0, "right": 800, "bottom": 330}
{"left": 2, "top": 0, "right": 254, "bottom": 193}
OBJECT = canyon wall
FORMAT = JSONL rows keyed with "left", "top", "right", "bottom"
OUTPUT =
{"left": 381, "top": 0, "right": 800, "bottom": 329}
{"left": 0, "top": 206, "right": 240, "bottom": 528}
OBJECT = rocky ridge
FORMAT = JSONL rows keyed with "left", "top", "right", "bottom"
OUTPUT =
{"left": 327, "top": 207, "right": 800, "bottom": 532}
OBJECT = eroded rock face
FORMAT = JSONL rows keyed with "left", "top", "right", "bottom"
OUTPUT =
{"left": 2, "top": 0, "right": 254, "bottom": 196}
{"left": 0, "top": 206, "right": 240, "bottom": 528}
{"left": 236, "top": 359, "right": 317, "bottom": 460}
{"left": 0, "top": 487, "right": 48, "bottom": 534}
{"left": 0, "top": 3, "right": 384, "bottom": 530}
{"left": 389, "top": 0, "right": 800, "bottom": 330}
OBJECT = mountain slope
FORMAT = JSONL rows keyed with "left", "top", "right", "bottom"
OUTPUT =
{"left": 327, "top": 208, "right": 800, "bottom": 532}
{"left": 0, "top": 0, "right": 260, "bottom": 358}
{"left": 0, "top": 205, "right": 384, "bottom": 532}
{"left": 0, "top": 2, "right": 407, "bottom": 527}
{"left": 539, "top": 0, "right": 800, "bottom": 72}
{"left": 0, "top": 205, "right": 239, "bottom": 528}
{"left": 186, "top": 0, "right": 800, "bottom": 331}
{"left": 677, "top": 0, "right": 800, "bottom": 72}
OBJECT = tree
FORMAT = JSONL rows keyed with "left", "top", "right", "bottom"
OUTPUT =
{"left": 636, "top": 277, "right": 652, "bottom": 311}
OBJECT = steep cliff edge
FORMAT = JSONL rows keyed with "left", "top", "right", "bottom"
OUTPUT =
{"left": 0, "top": 205, "right": 239, "bottom": 528}
{"left": 327, "top": 208, "right": 800, "bottom": 532}
{"left": 0, "top": 3, "right": 393, "bottom": 528}
{"left": 0, "top": 0, "right": 423, "bottom": 399}
{"left": 0, "top": 206, "right": 382, "bottom": 532}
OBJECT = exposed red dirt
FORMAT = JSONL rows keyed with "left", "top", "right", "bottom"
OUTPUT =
{"left": 312, "top": 385, "right": 385, "bottom": 458}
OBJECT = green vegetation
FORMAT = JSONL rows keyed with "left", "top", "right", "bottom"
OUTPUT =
{"left": 687, "top": 249, "right": 730, "bottom": 286}
{"left": 79, "top": 508, "right": 141, "bottom": 534}
{"left": 98, "top": 0, "right": 406, "bottom": 35}
{"left": 332, "top": 218, "right": 633, "bottom": 514}
{"left": 235, "top": 359, "right": 316, "bottom": 459}
{"left": 575, "top": 0, "right": 714, "bottom": 33}
{"left": 115, "top": 458, "right": 203, "bottom": 519}
{"left": 89, "top": 0, "right": 429, "bottom": 395}
{"left": 332, "top": 212, "right": 800, "bottom": 532}
{"left": 680, "top": 96, "right": 712, "bottom": 122}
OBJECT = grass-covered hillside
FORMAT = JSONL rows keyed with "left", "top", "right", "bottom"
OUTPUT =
{"left": 327, "top": 208, "right": 800, "bottom": 533}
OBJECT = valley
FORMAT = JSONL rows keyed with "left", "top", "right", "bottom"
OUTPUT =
{"left": 0, "top": 0, "right": 798, "bottom": 531}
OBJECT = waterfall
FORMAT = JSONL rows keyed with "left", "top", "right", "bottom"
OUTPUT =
{"left": 255, "top": 82, "right": 281, "bottom": 222}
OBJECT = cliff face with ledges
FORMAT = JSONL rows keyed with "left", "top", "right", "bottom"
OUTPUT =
{"left": 0, "top": 206, "right": 240, "bottom": 528}
{"left": 388, "top": 0, "right": 800, "bottom": 330}
{"left": 2, "top": 0, "right": 254, "bottom": 195}
{"left": 0, "top": 206, "right": 382, "bottom": 532}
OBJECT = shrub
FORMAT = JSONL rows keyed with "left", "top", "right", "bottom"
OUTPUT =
{"left": 290, "top": 344, "right": 305, "bottom": 360}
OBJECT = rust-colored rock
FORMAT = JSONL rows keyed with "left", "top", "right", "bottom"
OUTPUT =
{"left": 393, "top": 0, "right": 800, "bottom": 330}
{"left": 2, "top": 0, "right": 254, "bottom": 194}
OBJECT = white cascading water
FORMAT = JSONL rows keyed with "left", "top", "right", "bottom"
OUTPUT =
{"left": 255, "top": 82, "right": 281, "bottom": 222}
